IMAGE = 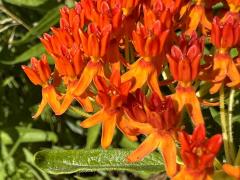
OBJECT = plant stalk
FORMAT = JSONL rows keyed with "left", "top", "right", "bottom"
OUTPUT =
{"left": 219, "top": 86, "right": 233, "bottom": 163}
{"left": 228, "top": 88, "right": 236, "bottom": 161}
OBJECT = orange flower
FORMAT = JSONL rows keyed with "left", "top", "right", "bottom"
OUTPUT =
{"left": 223, "top": 164, "right": 240, "bottom": 179}
{"left": 180, "top": 0, "right": 211, "bottom": 35}
{"left": 73, "top": 23, "right": 112, "bottom": 96}
{"left": 21, "top": 55, "right": 60, "bottom": 118}
{"left": 211, "top": 15, "right": 240, "bottom": 50}
{"left": 81, "top": 0, "right": 122, "bottom": 33}
{"left": 80, "top": 70, "right": 132, "bottom": 148}
{"left": 59, "top": 4, "right": 84, "bottom": 43}
{"left": 121, "top": 19, "right": 169, "bottom": 98}
{"left": 201, "top": 15, "right": 240, "bottom": 94}
{"left": 173, "top": 124, "right": 222, "bottom": 180}
{"left": 127, "top": 95, "right": 179, "bottom": 177}
{"left": 41, "top": 27, "right": 93, "bottom": 115}
{"left": 167, "top": 33, "right": 205, "bottom": 125}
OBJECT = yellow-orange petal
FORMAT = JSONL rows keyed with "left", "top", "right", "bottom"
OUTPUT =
{"left": 148, "top": 70, "right": 163, "bottom": 99}
{"left": 185, "top": 92, "right": 204, "bottom": 125}
{"left": 101, "top": 113, "right": 117, "bottom": 149}
{"left": 32, "top": 89, "right": 48, "bottom": 119}
{"left": 158, "top": 133, "right": 177, "bottom": 177}
{"left": 43, "top": 85, "right": 61, "bottom": 114}
{"left": 56, "top": 90, "right": 74, "bottom": 115}
{"left": 127, "top": 132, "right": 160, "bottom": 162}
{"left": 80, "top": 110, "right": 104, "bottom": 128}
{"left": 74, "top": 61, "right": 101, "bottom": 96}
{"left": 75, "top": 96, "right": 93, "bottom": 113}
{"left": 223, "top": 164, "right": 240, "bottom": 179}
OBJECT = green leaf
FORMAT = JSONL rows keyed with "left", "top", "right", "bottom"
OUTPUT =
{"left": 0, "top": 43, "right": 45, "bottom": 65}
{"left": 67, "top": 106, "right": 92, "bottom": 118}
{"left": 3, "top": 0, "right": 47, "bottom": 7}
{"left": 209, "top": 107, "right": 221, "bottom": 125}
{"left": 23, "top": 148, "right": 51, "bottom": 180}
{"left": 85, "top": 124, "right": 101, "bottom": 149}
{"left": 34, "top": 149, "right": 164, "bottom": 175}
{"left": 12, "top": 5, "right": 61, "bottom": 45}
{"left": 0, "top": 127, "right": 58, "bottom": 144}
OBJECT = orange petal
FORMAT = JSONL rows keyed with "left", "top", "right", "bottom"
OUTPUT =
{"left": 158, "top": 133, "right": 177, "bottom": 177}
{"left": 80, "top": 110, "right": 104, "bottom": 128}
{"left": 43, "top": 85, "right": 61, "bottom": 114}
{"left": 75, "top": 96, "right": 93, "bottom": 113}
{"left": 56, "top": 89, "right": 74, "bottom": 115}
{"left": 226, "top": 58, "right": 240, "bottom": 87}
{"left": 148, "top": 70, "right": 163, "bottom": 99}
{"left": 101, "top": 113, "right": 117, "bottom": 149}
{"left": 22, "top": 66, "right": 42, "bottom": 85}
{"left": 185, "top": 92, "right": 204, "bottom": 125}
{"left": 32, "top": 88, "right": 48, "bottom": 119}
{"left": 209, "top": 82, "right": 222, "bottom": 94}
{"left": 223, "top": 164, "right": 240, "bottom": 179}
{"left": 127, "top": 132, "right": 160, "bottom": 162}
{"left": 74, "top": 61, "right": 100, "bottom": 96}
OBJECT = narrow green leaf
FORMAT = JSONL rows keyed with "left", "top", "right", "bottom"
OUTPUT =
{"left": 12, "top": 5, "right": 61, "bottom": 45}
{"left": 67, "top": 106, "right": 92, "bottom": 118}
{"left": 3, "top": 0, "right": 47, "bottom": 7}
{"left": 34, "top": 149, "right": 164, "bottom": 175}
{"left": 0, "top": 127, "right": 58, "bottom": 144}
{"left": 23, "top": 148, "right": 51, "bottom": 180}
{"left": 0, "top": 43, "right": 45, "bottom": 65}
{"left": 209, "top": 107, "right": 221, "bottom": 125}
{"left": 85, "top": 124, "right": 101, "bottom": 149}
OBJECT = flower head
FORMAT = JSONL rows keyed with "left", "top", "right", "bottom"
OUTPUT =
{"left": 175, "top": 124, "right": 222, "bottom": 179}
{"left": 167, "top": 32, "right": 204, "bottom": 83}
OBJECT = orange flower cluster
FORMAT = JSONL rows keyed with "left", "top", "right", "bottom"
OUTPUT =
{"left": 22, "top": 0, "right": 240, "bottom": 179}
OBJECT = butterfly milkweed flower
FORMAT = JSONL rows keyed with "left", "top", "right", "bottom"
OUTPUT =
{"left": 121, "top": 9, "right": 169, "bottom": 98}
{"left": 167, "top": 32, "right": 205, "bottom": 125}
{"left": 127, "top": 95, "right": 180, "bottom": 177}
{"left": 21, "top": 55, "right": 60, "bottom": 118}
{"left": 180, "top": 0, "right": 211, "bottom": 35}
{"left": 173, "top": 124, "right": 222, "bottom": 180}
{"left": 73, "top": 23, "right": 112, "bottom": 96}
{"left": 80, "top": 70, "right": 132, "bottom": 148}
{"left": 201, "top": 14, "right": 240, "bottom": 94}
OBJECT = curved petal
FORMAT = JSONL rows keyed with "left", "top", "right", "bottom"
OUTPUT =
{"left": 223, "top": 164, "right": 240, "bottom": 179}
{"left": 80, "top": 110, "right": 104, "bottom": 128}
{"left": 43, "top": 85, "right": 61, "bottom": 114}
{"left": 75, "top": 96, "right": 93, "bottom": 113}
{"left": 32, "top": 89, "right": 48, "bottom": 119}
{"left": 185, "top": 92, "right": 204, "bottom": 125}
{"left": 74, "top": 61, "right": 100, "bottom": 96}
{"left": 158, "top": 133, "right": 177, "bottom": 177}
{"left": 148, "top": 70, "right": 163, "bottom": 99}
{"left": 127, "top": 132, "right": 160, "bottom": 162}
{"left": 101, "top": 113, "right": 117, "bottom": 149}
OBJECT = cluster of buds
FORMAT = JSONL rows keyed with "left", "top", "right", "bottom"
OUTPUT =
{"left": 22, "top": 0, "right": 240, "bottom": 179}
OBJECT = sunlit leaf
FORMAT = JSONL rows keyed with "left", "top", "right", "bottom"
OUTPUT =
{"left": 3, "top": 0, "right": 47, "bottom": 7}
{"left": 34, "top": 149, "right": 165, "bottom": 175}
{"left": 12, "top": 5, "right": 61, "bottom": 45}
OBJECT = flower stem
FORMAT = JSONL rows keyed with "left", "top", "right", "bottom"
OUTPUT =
{"left": 228, "top": 88, "right": 236, "bottom": 161}
{"left": 220, "top": 86, "right": 234, "bottom": 163}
